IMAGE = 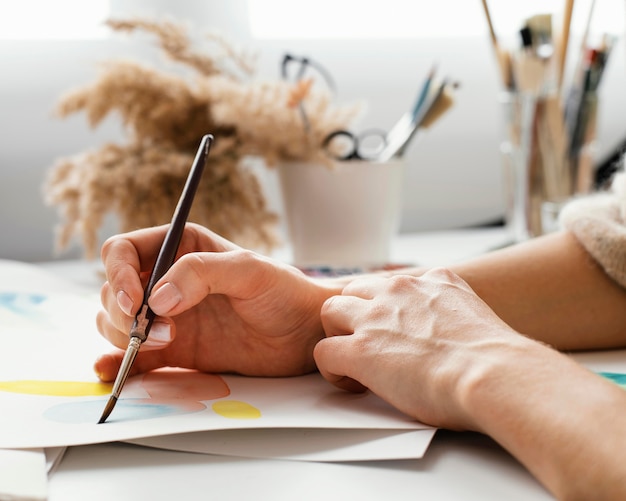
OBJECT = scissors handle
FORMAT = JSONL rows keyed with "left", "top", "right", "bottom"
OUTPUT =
{"left": 322, "top": 130, "right": 358, "bottom": 161}
{"left": 323, "top": 129, "right": 387, "bottom": 161}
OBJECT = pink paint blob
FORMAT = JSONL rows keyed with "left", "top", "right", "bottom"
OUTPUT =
{"left": 141, "top": 369, "right": 230, "bottom": 401}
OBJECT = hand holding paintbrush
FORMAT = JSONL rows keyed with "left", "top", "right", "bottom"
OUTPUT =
{"left": 98, "top": 134, "right": 214, "bottom": 424}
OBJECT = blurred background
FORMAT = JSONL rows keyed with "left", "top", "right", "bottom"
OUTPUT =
{"left": 0, "top": 0, "right": 624, "bottom": 261}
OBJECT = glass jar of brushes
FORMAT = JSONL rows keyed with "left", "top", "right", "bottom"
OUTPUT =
{"left": 499, "top": 80, "right": 598, "bottom": 242}
{"left": 493, "top": 10, "right": 611, "bottom": 243}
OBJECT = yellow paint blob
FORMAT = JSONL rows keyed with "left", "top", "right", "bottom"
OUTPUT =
{"left": 212, "top": 400, "right": 261, "bottom": 419}
{"left": 0, "top": 380, "right": 113, "bottom": 397}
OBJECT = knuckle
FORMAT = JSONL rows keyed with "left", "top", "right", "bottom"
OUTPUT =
{"left": 101, "top": 239, "right": 136, "bottom": 284}
{"left": 387, "top": 274, "right": 415, "bottom": 288}
{"left": 350, "top": 332, "right": 369, "bottom": 351}
{"left": 342, "top": 276, "right": 370, "bottom": 295}
{"left": 232, "top": 249, "right": 271, "bottom": 281}
{"left": 179, "top": 252, "right": 207, "bottom": 281}
{"left": 381, "top": 274, "right": 419, "bottom": 296}
{"left": 426, "top": 267, "right": 456, "bottom": 280}
{"left": 100, "top": 234, "right": 119, "bottom": 261}
{"left": 421, "top": 267, "right": 463, "bottom": 288}
{"left": 232, "top": 248, "right": 259, "bottom": 264}
{"left": 95, "top": 310, "right": 108, "bottom": 335}
{"left": 100, "top": 281, "right": 111, "bottom": 308}
{"left": 320, "top": 295, "right": 340, "bottom": 316}
{"left": 183, "top": 222, "right": 204, "bottom": 248}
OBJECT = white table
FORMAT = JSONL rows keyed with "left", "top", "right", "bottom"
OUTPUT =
{"left": 39, "top": 227, "right": 610, "bottom": 500}
{"left": 49, "top": 432, "right": 551, "bottom": 501}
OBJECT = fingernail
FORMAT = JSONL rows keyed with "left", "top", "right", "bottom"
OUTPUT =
{"left": 149, "top": 282, "right": 182, "bottom": 314}
{"left": 143, "top": 321, "right": 173, "bottom": 348}
{"left": 117, "top": 290, "right": 134, "bottom": 316}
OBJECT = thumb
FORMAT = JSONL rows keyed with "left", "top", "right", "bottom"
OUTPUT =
{"left": 147, "top": 249, "right": 276, "bottom": 316}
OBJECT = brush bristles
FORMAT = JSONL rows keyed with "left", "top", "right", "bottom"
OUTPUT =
{"left": 98, "top": 395, "right": 118, "bottom": 424}
{"left": 421, "top": 87, "right": 455, "bottom": 129}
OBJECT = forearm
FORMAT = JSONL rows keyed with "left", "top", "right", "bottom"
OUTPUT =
{"left": 448, "top": 231, "right": 626, "bottom": 350}
{"left": 463, "top": 339, "right": 626, "bottom": 500}
{"left": 322, "top": 230, "right": 626, "bottom": 349}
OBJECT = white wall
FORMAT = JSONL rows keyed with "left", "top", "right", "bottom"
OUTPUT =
{"left": 0, "top": 0, "right": 624, "bottom": 261}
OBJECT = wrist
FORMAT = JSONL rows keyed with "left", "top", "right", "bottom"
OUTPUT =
{"left": 457, "top": 335, "right": 626, "bottom": 500}
{"left": 455, "top": 334, "right": 550, "bottom": 433}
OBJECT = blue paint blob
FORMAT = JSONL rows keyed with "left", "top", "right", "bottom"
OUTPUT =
{"left": 0, "top": 292, "right": 47, "bottom": 315}
{"left": 44, "top": 398, "right": 205, "bottom": 424}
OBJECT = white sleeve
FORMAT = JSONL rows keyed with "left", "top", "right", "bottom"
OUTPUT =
{"left": 559, "top": 168, "right": 626, "bottom": 289}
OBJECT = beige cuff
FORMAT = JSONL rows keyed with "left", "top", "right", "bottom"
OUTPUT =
{"left": 559, "top": 170, "right": 626, "bottom": 289}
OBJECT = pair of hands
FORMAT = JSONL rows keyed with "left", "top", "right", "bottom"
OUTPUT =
{"left": 96, "top": 223, "right": 522, "bottom": 430}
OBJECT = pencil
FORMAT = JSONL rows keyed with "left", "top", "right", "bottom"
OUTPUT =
{"left": 98, "top": 133, "right": 214, "bottom": 424}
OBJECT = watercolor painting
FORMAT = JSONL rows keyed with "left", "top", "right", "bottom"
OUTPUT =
{"left": 29, "top": 370, "right": 262, "bottom": 424}
{"left": 0, "top": 280, "right": 428, "bottom": 451}
{"left": 0, "top": 291, "right": 46, "bottom": 315}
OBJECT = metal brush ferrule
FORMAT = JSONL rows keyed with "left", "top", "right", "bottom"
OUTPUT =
{"left": 111, "top": 336, "right": 142, "bottom": 398}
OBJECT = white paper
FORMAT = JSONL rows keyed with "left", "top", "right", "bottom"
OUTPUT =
{"left": 0, "top": 261, "right": 431, "bottom": 452}
{"left": 44, "top": 447, "right": 67, "bottom": 475}
{"left": 0, "top": 448, "right": 47, "bottom": 501}
{"left": 127, "top": 428, "right": 436, "bottom": 462}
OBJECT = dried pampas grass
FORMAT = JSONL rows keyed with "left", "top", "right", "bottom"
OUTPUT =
{"left": 44, "top": 17, "right": 361, "bottom": 258}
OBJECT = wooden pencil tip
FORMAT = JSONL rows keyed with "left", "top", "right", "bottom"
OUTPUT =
{"left": 98, "top": 396, "right": 118, "bottom": 424}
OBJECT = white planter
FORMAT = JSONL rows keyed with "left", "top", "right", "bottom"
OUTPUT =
{"left": 278, "top": 159, "right": 405, "bottom": 267}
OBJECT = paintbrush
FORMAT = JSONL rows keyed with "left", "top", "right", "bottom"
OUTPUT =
{"left": 98, "top": 134, "right": 214, "bottom": 424}
{"left": 377, "top": 79, "right": 456, "bottom": 162}
{"left": 480, "top": 0, "right": 514, "bottom": 89}
{"left": 518, "top": 15, "right": 570, "bottom": 206}
{"left": 377, "top": 66, "right": 437, "bottom": 163}
{"left": 526, "top": 14, "right": 554, "bottom": 60}
{"left": 513, "top": 24, "right": 549, "bottom": 96}
{"left": 410, "top": 64, "right": 437, "bottom": 121}
{"left": 556, "top": 0, "right": 575, "bottom": 92}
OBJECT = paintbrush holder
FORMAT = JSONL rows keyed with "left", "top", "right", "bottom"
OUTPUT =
{"left": 565, "top": 91, "right": 599, "bottom": 194}
{"left": 499, "top": 91, "right": 598, "bottom": 242}
{"left": 278, "top": 159, "right": 405, "bottom": 267}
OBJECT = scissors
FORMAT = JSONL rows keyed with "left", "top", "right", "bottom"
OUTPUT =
{"left": 322, "top": 128, "right": 387, "bottom": 161}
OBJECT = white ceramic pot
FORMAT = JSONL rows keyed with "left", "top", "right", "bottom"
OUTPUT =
{"left": 278, "top": 159, "right": 405, "bottom": 267}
